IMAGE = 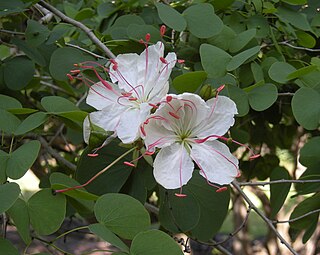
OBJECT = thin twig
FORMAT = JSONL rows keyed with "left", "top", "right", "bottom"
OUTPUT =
{"left": 40, "top": 80, "right": 73, "bottom": 95}
{"left": 0, "top": 29, "right": 25, "bottom": 35}
{"left": 37, "top": 1, "right": 116, "bottom": 59}
{"left": 232, "top": 181, "right": 298, "bottom": 255}
{"left": 278, "top": 92, "right": 295, "bottom": 96}
{"left": 239, "top": 179, "right": 320, "bottom": 186}
{"left": 279, "top": 41, "right": 320, "bottom": 52}
{"left": 66, "top": 43, "right": 106, "bottom": 59}
{"left": 273, "top": 209, "right": 320, "bottom": 224}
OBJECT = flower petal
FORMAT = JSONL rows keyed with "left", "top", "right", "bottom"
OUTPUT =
{"left": 194, "top": 96, "right": 238, "bottom": 138}
{"left": 116, "top": 103, "right": 151, "bottom": 144}
{"left": 153, "top": 143, "right": 194, "bottom": 189}
{"left": 86, "top": 82, "right": 121, "bottom": 110}
{"left": 190, "top": 140, "right": 238, "bottom": 185}
{"left": 109, "top": 53, "right": 140, "bottom": 93}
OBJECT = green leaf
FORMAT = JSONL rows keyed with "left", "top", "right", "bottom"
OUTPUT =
{"left": 159, "top": 188, "right": 200, "bottom": 233}
{"left": 6, "top": 140, "right": 41, "bottom": 179}
{"left": 0, "top": 0, "right": 28, "bottom": 17}
{"left": 0, "top": 182, "right": 20, "bottom": 214}
{"left": 292, "top": 88, "right": 320, "bottom": 130}
{"left": 11, "top": 37, "right": 46, "bottom": 66}
{"left": 130, "top": 230, "right": 183, "bottom": 255}
{"left": 14, "top": 112, "right": 48, "bottom": 135}
{"left": 0, "top": 94, "right": 22, "bottom": 109}
{"left": 200, "top": 44, "right": 232, "bottom": 78}
{"left": 296, "top": 31, "right": 316, "bottom": 48}
{"left": 156, "top": 3, "right": 186, "bottom": 32}
{"left": 50, "top": 172, "right": 98, "bottom": 200}
{"left": 188, "top": 173, "right": 230, "bottom": 241}
{"left": 183, "top": 3, "right": 223, "bottom": 38}
{"left": 229, "top": 29, "right": 256, "bottom": 53}
{"left": 207, "top": 25, "right": 236, "bottom": 51}
{"left": 247, "top": 15, "right": 270, "bottom": 38}
{"left": 299, "top": 136, "right": 320, "bottom": 167}
{"left": 75, "top": 142, "right": 133, "bottom": 195}
{"left": 225, "top": 85, "right": 249, "bottom": 116}
{"left": 8, "top": 108, "right": 38, "bottom": 115}
{"left": 290, "top": 194, "right": 320, "bottom": 231}
{"left": 0, "top": 238, "right": 19, "bottom": 255}
{"left": 109, "top": 14, "right": 145, "bottom": 40}
{"left": 127, "top": 24, "right": 161, "bottom": 43}
{"left": 280, "top": 0, "right": 307, "bottom": 5}
{"left": 0, "top": 150, "right": 9, "bottom": 183}
{"left": 227, "top": 46, "right": 260, "bottom": 71}
{"left": 41, "top": 96, "right": 79, "bottom": 113}
{"left": 28, "top": 189, "right": 66, "bottom": 235}
{"left": 4, "top": 56, "right": 35, "bottom": 90}
{"left": 270, "top": 167, "right": 291, "bottom": 218}
{"left": 7, "top": 198, "right": 32, "bottom": 244}
{"left": 287, "top": 65, "right": 318, "bottom": 80}
{"left": 0, "top": 109, "right": 21, "bottom": 133}
{"left": 89, "top": 223, "right": 129, "bottom": 252}
{"left": 49, "top": 48, "right": 94, "bottom": 81}
{"left": 251, "top": 62, "right": 264, "bottom": 83}
{"left": 248, "top": 83, "right": 278, "bottom": 111}
{"left": 74, "top": 8, "right": 94, "bottom": 21}
{"left": 57, "top": 111, "right": 87, "bottom": 123}
{"left": 295, "top": 164, "right": 320, "bottom": 195}
{"left": 25, "top": 20, "right": 50, "bottom": 47}
{"left": 276, "top": 7, "right": 312, "bottom": 31}
{"left": 268, "top": 62, "right": 296, "bottom": 84}
{"left": 173, "top": 71, "right": 207, "bottom": 93}
{"left": 94, "top": 193, "right": 150, "bottom": 240}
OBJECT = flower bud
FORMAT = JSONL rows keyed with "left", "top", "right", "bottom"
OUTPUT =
{"left": 199, "top": 84, "right": 214, "bottom": 101}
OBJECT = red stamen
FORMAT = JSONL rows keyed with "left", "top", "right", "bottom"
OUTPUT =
{"left": 145, "top": 151, "right": 154, "bottom": 155}
{"left": 88, "top": 153, "right": 99, "bottom": 157}
{"left": 169, "top": 111, "right": 180, "bottom": 119}
{"left": 73, "top": 63, "right": 79, "bottom": 67}
{"left": 160, "top": 57, "right": 167, "bottom": 64}
{"left": 216, "top": 187, "right": 228, "bottom": 193}
{"left": 160, "top": 25, "right": 166, "bottom": 37}
{"left": 166, "top": 95, "right": 173, "bottom": 102}
{"left": 217, "top": 84, "right": 225, "bottom": 92}
{"left": 92, "top": 69, "right": 113, "bottom": 90}
{"left": 236, "top": 170, "right": 241, "bottom": 178}
{"left": 110, "top": 59, "right": 117, "bottom": 65}
{"left": 122, "top": 92, "right": 132, "bottom": 97}
{"left": 249, "top": 154, "right": 261, "bottom": 160}
{"left": 145, "top": 33, "right": 151, "bottom": 42}
{"left": 148, "top": 103, "right": 159, "bottom": 109}
{"left": 177, "top": 59, "right": 185, "bottom": 64}
{"left": 124, "top": 161, "right": 135, "bottom": 167}
{"left": 129, "top": 97, "right": 138, "bottom": 101}
{"left": 112, "top": 64, "right": 118, "bottom": 71}
{"left": 70, "top": 69, "right": 81, "bottom": 74}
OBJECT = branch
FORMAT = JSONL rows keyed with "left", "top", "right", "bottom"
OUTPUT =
{"left": 232, "top": 181, "right": 298, "bottom": 255}
{"left": 66, "top": 43, "right": 106, "bottom": 59}
{"left": 239, "top": 179, "right": 320, "bottom": 186}
{"left": 38, "top": 136, "right": 77, "bottom": 171}
{"left": 273, "top": 209, "right": 320, "bottom": 224}
{"left": 37, "top": 1, "right": 116, "bottom": 59}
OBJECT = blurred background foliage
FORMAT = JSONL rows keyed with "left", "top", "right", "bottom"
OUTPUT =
{"left": 0, "top": 0, "right": 319, "bottom": 254}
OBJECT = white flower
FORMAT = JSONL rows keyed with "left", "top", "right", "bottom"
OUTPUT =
{"left": 83, "top": 41, "right": 177, "bottom": 144}
{"left": 141, "top": 92, "right": 243, "bottom": 195}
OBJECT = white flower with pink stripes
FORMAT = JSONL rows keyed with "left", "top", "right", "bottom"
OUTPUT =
{"left": 140, "top": 88, "right": 259, "bottom": 196}
{"left": 82, "top": 39, "right": 177, "bottom": 146}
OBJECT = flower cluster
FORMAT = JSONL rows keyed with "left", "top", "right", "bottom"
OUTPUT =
{"left": 69, "top": 32, "right": 259, "bottom": 197}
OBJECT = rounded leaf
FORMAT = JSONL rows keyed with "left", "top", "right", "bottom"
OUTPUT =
{"left": 49, "top": 47, "right": 94, "bottom": 81}
{"left": 41, "top": 96, "right": 79, "bottom": 113}
{"left": 0, "top": 94, "right": 22, "bottom": 110}
{"left": 268, "top": 62, "right": 296, "bottom": 84}
{"left": 3, "top": 56, "right": 35, "bottom": 90}
{"left": 292, "top": 88, "right": 320, "bottom": 130}
{"left": 28, "top": 189, "right": 66, "bottom": 235}
{"left": 183, "top": 3, "right": 223, "bottom": 38}
{"left": 248, "top": 83, "right": 278, "bottom": 111}
{"left": 130, "top": 230, "right": 183, "bottom": 255}
{"left": 299, "top": 136, "right": 320, "bottom": 167}
{"left": 14, "top": 112, "right": 48, "bottom": 135}
{"left": 0, "top": 182, "right": 20, "bottom": 214}
{"left": 0, "top": 238, "right": 19, "bottom": 255}
{"left": 156, "top": 3, "right": 186, "bottom": 32}
{"left": 227, "top": 46, "right": 260, "bottom": 71}
{"left": 94, "top": 193, "right": 150, "bottom": 239}
{"left": 173, "top": 71, "right": 207, "bottom": 93}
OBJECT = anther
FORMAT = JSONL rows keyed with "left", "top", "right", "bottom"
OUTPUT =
{"left": 216, "top": 187, "right": 228, "bottom": 193}
{"left": 160, "top": 25, "right": 166, "bottom": 37}
{"left": 148, "top": 103, "right": 159, "bottom": 109}
{"left": 217, "top": 84, "right": 225, "bottom": 92}
{"left": 73, "top": 63, "right": 79, "bottom": 67}
{"left": 129, "top": 97, "right": 138, "bottom": 101}
{"left": 124, "top": 161, "right": 135, "bottom": 167}
{"left": 145, "top": 151, "right": 154, "bottom": 155}
{"left": 166, "top": 95, "right": 173, "bottom": 102}
{"left": 175, "top": 193, "right": 187, "bottom": 198}
{"left": 177, "top": 59, "right": 185, "bottom": 64}
{"left": 70, "top": 69, "right": 81, "bottom": 74}
{"left": 236, "top": 170, "right": 241, "bottom": 178}
{"left": 67, "top": 74, "right": 74, "bottom": 81}
{"left": 145, "top": 33, "right": 151, "bottom": 42}
{"left": 160, "top": 57, "right": 167, "bottom": 64}
{"left": 169, "top": 111, "right": 180, "bottom": 119}
{"left": 88, "top": 153, "right": 99, "bottom": 157}
{"left": 249, "top": 154, "right": 261, "bottom": 160}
